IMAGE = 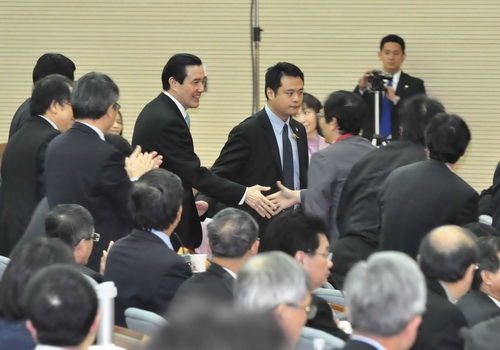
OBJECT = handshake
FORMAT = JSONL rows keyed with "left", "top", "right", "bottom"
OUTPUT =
{"left": 244, "top": 181, "right": 301, "bottom": 218}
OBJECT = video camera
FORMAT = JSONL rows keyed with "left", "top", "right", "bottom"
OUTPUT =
{"left": 367, "top": 70, "right": 393, "bottom": 92}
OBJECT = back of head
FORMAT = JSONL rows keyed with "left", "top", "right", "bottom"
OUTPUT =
{"left": 265, "top": 62, "right": 304, "bottom": 100}
{"left": 207, "top": 208, "right": 259, "bottom": 258}
{"left": 45, "top": 204, "right": 95, "bottom": 247}
{"left": 261, "top": 209, "right": 325, "bottom": 256}
{"left": 32, "top": 53, "right": 76, "bottom": 83}
{"left": 0, "top": 238, "right": 73, "bottom": 319}
{"left": 23, "top": 264, "right": 97, "bottom": 347}
{"left": 399, "top": 94, "right": 445, "bottom": 145}
{"left": 344, "top": 251, "right": 426, "bottom": 337}
{"left": 425, "top": 112, "right": 471, "bottom": 164}
{"left": 471, "top": 236, "right": 500, "bottom": 290}
{"left": 419, "top": 225, "right": 479, "bottom": 282}
{"left": 128, "top": 168, "right": 183, "bottom": 231}
{"left": 30, "top": 73, "right": 73, "bottom": 116}
{"left": 463, "top": 315, "right": 500, "bottom": 350}
{"left": 235, "top": 251, "right": 310, "bottom": 311}
{"left": 323, "top": 90, "right": 366, "bottom": 134}
{"left": 302, "top": 92, "right": 322, "bottom": 113}
{"left": 380, "top": 34, "right": 406, "bottom": 53}
{"left": 463, "top": 222, "right": 498, "bottom": 239}
{"left": 71, "top": 72, "right": 119, "bottom": 120}
{"left": 162, "top": 53, "right": 202, "bottom": 90}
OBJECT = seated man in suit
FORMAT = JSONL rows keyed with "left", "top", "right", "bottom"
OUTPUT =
{"left": 354, "top": 34, "right": 426, "bottom": 141}
{"left": 457, "top": 236, "right": 500, "bottom": 326}
{"left": 342, "top": 252, "right": 426, "bottom": 350}
{"left": 24, "top": 265, "right": 99, "bottom": 350}
{"left": 0, "top": 74, "right": 74, "bottom": 256}
{"left": 411, "top": 225, "right": 479, "bottom": 350}
{"left": 104, "top": 169, "right": 192, "bottom": 326}
{"left": 173, "top": 208, "right": 259, "bottom": 303}
{"left": 235, "top": 251, "right": 313, "bottom": 346}
{"left": 379, "top": 113, "right": 478, "bottom": 258}
{"left": 260, "top": 209, "right": 348, "bottom": 341}
{"left": 462, "top": 315, "right": 500, "bottom": 350}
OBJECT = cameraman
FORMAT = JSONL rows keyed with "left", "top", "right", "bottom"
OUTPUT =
{"left": 354, "top": 34, "right": 426, "bottom": 141}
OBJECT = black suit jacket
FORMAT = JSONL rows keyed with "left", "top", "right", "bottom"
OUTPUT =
{"left": 0, "top": 117, "right": 60, "bottom": 256}
{"left": 202, "top": 108, "right": 308, "bottom": 232}
{"left": 8, "top": 97, "right": 31, "bottom": 140}
{"left": 308, "top": 295, "right": 349, "bottom": 341}
{"left": 342, "top": 340, "right": 378, "bottom": 350}
{"left": 355, "top": 71, "right": 426, "bottom": 140}
{"left": 45, "top": 122, "right": 132, "bottom": 270}
{"left": 457, "top": 289, "right": 500, "bottom": 326}
{"left": 103, "top": 229, "right": 192, "bottom": 326}
{"left": 132, "top": 93, "right": 245, "bottom": 249}
{"left": 379, "top": 159, "right": 478, "bottom": 258}
{"left": 411, "top": 278, "right": 468, "bottom": 350}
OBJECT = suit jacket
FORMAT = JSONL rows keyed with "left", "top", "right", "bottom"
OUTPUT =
{"left": 379, "top": 159, "right": 478, "bottom": 258}
{"left": 172, "top": 261, "right": 234, "bottom": 304}
{"left": 103, "top": 229, "right": 192, "bottom": 326}
{"left": 132, "top": 93, "right": 245, "bottom": 249}
{"left": 202, "top": 108, "right": 308, "bottom": 232}
{"left": 302, "top": 135, "right": 375, "bottom": 243}
{"left": 45, "top": 122, "right": 132, "bottom": 270}
{"left": 354, "top": 71, "right": 426, "bottom": 140}
{"left": 342, "top": 339, "right": 378, "bottom": 350}
{"left": 308, "top": 295, "right": 350, "bottom": 341}
{"left": 457, "top": 289, "right": 500, "bottom": 326}
{"left": 411, "top": 278, "right": 468, "bottom": 350}
{"left": 8, "top": 97, "right": 31, "bottom": 140}
{"left": 331, "top": 140, "right": 426, "bottom": 287}
{"left": 0, "top": 117, "right": 60, "bottom": 256}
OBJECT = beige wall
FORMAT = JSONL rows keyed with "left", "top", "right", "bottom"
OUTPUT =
{"left": 1, "top": 0, "right": 499, "bottom": 190}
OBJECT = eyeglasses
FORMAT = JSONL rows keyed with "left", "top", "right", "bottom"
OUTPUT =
{"left": 86, "top": 232, "right": 100, "bottom": 243}
{"left": 286, "top": 302, "right": 318, "bottom": 320}
{"left": 310, "top": 251, "right": 333, "bottom": 261}
{"left": 114, "top": 102, "right": 121, "bottom": 111}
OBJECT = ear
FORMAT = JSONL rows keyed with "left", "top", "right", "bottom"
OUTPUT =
{"left": 168, "top": 76, "right": 179, "bottom": 91}
{"left": 25, "top": 320, "right": 37, "bottom": 340}
{"left": 294, "top": 250, "right": 308, "bottom": 265}
{"left": 266, "top": 87, "right": 275, "bottom": 100}
{"left": 172, "top": 206, "right": 183, "bottom": 227}
{"left": 480, "top": 269, "right": 493, "bottom": 286}
{"left": 90, "top": 310, "right": 102, "bottom": 334}
{"left": 274, "top": 303, "right": 287, "bottom": 322}
{"left": 402, "top": 315, "right": 422, "bottom": 340}
{"left": 48, "top": 100, "right": 61, "bottom": 114}
{"left": 249, "top": 239, "right": 260, "bottom": 256}
{"left": 73, "top": 239, "right": 85, "bottom": 264}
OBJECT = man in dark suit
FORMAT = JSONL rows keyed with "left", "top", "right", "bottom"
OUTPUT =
{"left": 9, "top": 53, "right": 76, "bottom": 140}
{"left": 342, "top": 252, "right": 426, "bottom": 350}
{"left": 45, "top": 72, "right": 158, "bottom": 271}
{"left": 354, "top": 34, "right": 426, "bottom": 141}
{"left": 412, "top": 225, "right": 479, "bottom": 350}
{"left": 104, "top": 169, "right": 192, "bottom": 326}
{"left": 379, "top": 113, "right": 478, "bottom": 258}
{"left": 0, "top": 74, "right": 73, "bottom": 256}
{"left": 173, "top": 208, "right": 259, "bottom": 304}
{"left": 457, "top": 236, "right": 500, "bottom": 326}
{"left": 132, "top": 53, "right": 274, "bottom": 250}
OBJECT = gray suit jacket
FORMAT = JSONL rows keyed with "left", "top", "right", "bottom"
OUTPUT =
{"left": 301, "top": 136, "right": 375, "bottom": 243}
{"left": 457, "top": 289, "right": 500, "bottom": 326}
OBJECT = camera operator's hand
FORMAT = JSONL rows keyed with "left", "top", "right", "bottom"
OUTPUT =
{"left": 385, "top": 85, "right": 400, "bottom": 104}
{"left": 358, "top": 69, "right": 375, "bottom": 90}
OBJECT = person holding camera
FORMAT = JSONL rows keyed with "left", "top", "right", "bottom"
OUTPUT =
{"left": 354, "top": 34, "right": 426, "bottom": 141}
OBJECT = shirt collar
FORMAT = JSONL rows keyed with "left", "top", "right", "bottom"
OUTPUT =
{"left": 488, "top": 295, "right": 500, "bottom": 308}
{"left": 164, "top": 91, "right": 188, "bottom": 118}
{"left": 150, "top": 229, "right": 174, "bottom": 250}
{"left": 388, "top": 70, "right": 402, "bottom": 88}
{"left": 35, "top": 345, "right": 67, "bottom": 350}
{"left": 265, "top": 104, "right": 289, "bottom": 131}
{"left": 77, "top": 121, "right": 105, "bottom": 141}
{"left": 351, "top": 334, "right": 386, "bottom": 350}
{"left": 222, "top": 266, "right": 237, "bottom": 279}
{"left": 38, "top": 115, "right": 58, "bottom": 130}
{"left": 439, "top": 281, "right": 457, "bottom": 303}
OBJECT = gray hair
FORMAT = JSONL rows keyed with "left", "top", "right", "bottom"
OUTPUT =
{"left": 344, "top": 251, "right": 427, "bottom": 337}
{"left": 235, "top": 251, "right": 310, "bottom": 310}
{"left": 207, "top": 208, "right": 259, "bottom": 258}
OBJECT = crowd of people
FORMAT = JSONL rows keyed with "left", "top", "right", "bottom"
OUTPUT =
{"left": 0, "top": 33, "right": 499, "bottom": 350}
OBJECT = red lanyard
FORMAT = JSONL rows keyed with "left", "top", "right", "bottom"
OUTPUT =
{"left": 335, "top": 133, "right": 354, "bottom": 142}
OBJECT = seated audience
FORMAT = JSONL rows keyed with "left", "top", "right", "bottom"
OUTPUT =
{"left": 343, "top": 251, "right": 426, "bottom": 350}
{"left": 411, "top": 225, "right": 479, "bottom": 350}
{"left": 379, "top": 113, "right": 478, "bottom": 258}
{"left": 464, "top": 222, "right": 498, "bottom": 238}
{"left": 332, "top": 95, "right": 444, "bottom": 287}
{"left": 294, "top": 92, "right": 328, "bottom": 157}
{"left": 462, "top": 315, "right": 500, "bottom": 350}
{"left": 260, "top": 209, "right": 348, "bottom": 340}
{"left": 234, "top": 251, "right": 313, "bottom": 346}
{"left": 173, "top": 208, "right": 259, "bottom": 303}
{"left": 457, "top": 236, "right": 500, "bottom": 325}
{"left": 104, "top": 169, "right": 192, "bottom": 326}
{"left": 0, "top": 238, "right": 74, "bottom": 350}
{"left": 23, "top": 265, "right": 99, "bottom": 350}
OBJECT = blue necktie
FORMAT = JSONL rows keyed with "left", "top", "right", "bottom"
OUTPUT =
{"left": 380, "top": 80, "right": 393, "bottom": 137}
{"left": 282, "top": 124, "right": 294, "bottom": 189}
{"left": 185, "top": 113, "right": 191, "bottom": 128}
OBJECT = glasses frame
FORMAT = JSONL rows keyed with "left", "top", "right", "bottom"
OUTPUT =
{"left": 285, "top": 302, "right": 318, "bottom": 320}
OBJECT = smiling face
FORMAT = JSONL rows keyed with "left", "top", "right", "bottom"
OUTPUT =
{"left": 169, "top": 65, "right": 206, "bottom": 109}
{"left": 378, "top": 41, "right": 406, "bottom": 73}
{"left": 294, "top": 104, "right": 318, "bottom": 136}
{"left": 267, "top": 76, "right": 304, "bottom": 121}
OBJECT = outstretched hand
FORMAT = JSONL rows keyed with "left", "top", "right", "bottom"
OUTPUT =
{"left": 245, "top": 185, "right": 277, "bottom": 218}
{"left": 266, "top": 181, "right": 301, "bottom": 214}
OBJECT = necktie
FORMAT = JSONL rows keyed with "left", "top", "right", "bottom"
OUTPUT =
{"left": 380, "top": 80, "right": 393, "bottom": 137}
{"left": 282, "top": 124, "right": 294, "bottom": 189}
{"left": 185, "top": 113, "right": 191, "bottom": 128}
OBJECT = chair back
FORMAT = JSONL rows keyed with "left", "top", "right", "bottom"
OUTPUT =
{"left": 125, "top": 307, "right": 167, "bottom": 336}
{"left": 0, "top": 255, "right": 10, "bottom": 280}
{"left": 297, "top": 326, "right": 345, "bottom": 350}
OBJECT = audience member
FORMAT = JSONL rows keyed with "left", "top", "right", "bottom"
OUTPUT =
{"left": 0, "top": 238, "right": 73, "bottom": 350}
{"left": 45, "top": 72, "right": 160, "bottom": 271}
{"left": 411, "top": 225, "right": 479, "bottom": 350}
{"left": 379, "top": 113, "right": 478, "bottom": 258}
{"left": 463, "top": 222, "right": 498, "bottom": 238}
{"left": 260, "top": 209, "right": 348, "bottom": 340}
{"left": 332, "top": 95, "right": 444, "bottom": 287}
{"left": 9, "top": 53, "right": 76, "bottom": 139}
{"left": 462, "top": 315, "right": 500, "bottom": 350}
{"left": 294, "top": 92, "right": 328, "bottom": 157}
{"left": 109, "top": 110, "right": 124, "bottom": 135}
{"left": 0, "top": 74, "right": 74, "bottom": 256}
{"left": 104, "top": 169, "right": 192, "bottom": 326}
{"left": 354, "top": 34, "right": 426, "bottom": 140}
{"left": 235, "top": 251, "right": 312, "bottom": 345}
{"left": 457, "top": 236, "right": 500, "bottom": 325}
{"left": 343, "top": 252, "right": 426, "bottom": 350}
{"left": 23, "top": 265, "right": 99, "bottom": 350}
{"left": 173, "top": 208, "right": 259, "bottom": 303}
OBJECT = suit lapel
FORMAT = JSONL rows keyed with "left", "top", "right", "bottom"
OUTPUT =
{"left": 290, "top": 118, "right": 308, "bottom": 187}
{"left": 395, "top": 72, "right": 411, "bottom": 97}
{"left": 208, "top": 262, "right": 235, "bottom": 295}
{"left": 158, "top": 93, "right": 194, "bottom": 145}
{"left": 258, "top": 110, "right": 283, "bottom": 177}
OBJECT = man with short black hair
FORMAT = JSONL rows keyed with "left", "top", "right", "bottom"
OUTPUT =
{"left": 23, "top": 264, "right": 99, "bottom": 350}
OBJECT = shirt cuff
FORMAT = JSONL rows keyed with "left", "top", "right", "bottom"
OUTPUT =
{"left": 239, "top": 187, "right": 248, "bottom": 205}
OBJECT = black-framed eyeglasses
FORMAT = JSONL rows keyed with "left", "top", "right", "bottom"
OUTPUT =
{"left": 86, "top": 232, "right": 100, "bottom": 243}
{"left": 285, "top": 302, "right": 318, "bottom": 320}
{"left": 114, "top": 102, "right": 121, "bottom": 111}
